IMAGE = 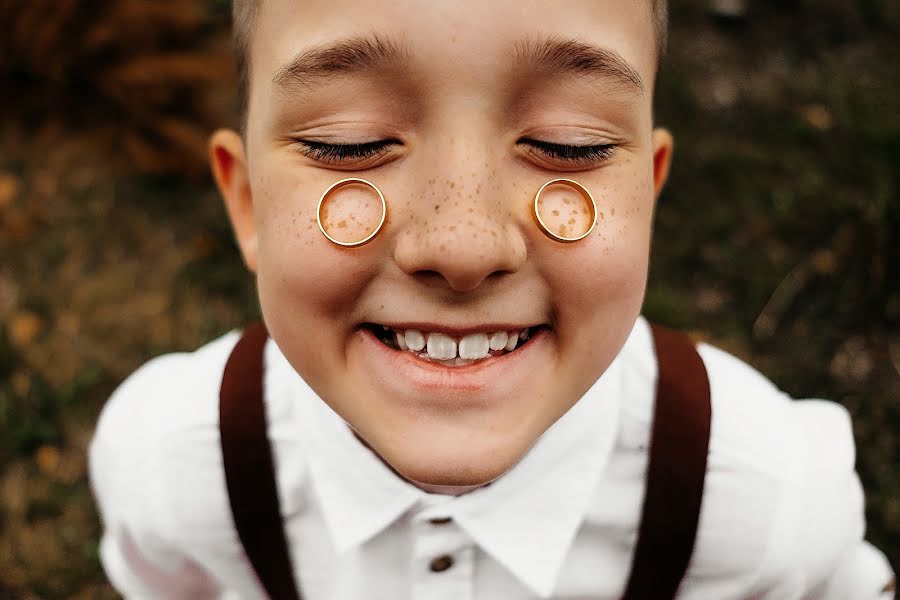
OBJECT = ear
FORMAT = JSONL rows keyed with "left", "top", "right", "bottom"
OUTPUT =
{"left": 651, "top": 128, "right": 674, "bottom": 200}
{"left": 210, "top": 129, "right": 258, "bottom": 273}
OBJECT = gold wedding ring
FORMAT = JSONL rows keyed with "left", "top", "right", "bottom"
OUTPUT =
{"left": 533, "top": 178, "right": 597, "bottom": 243}
{"left": 317, "top": 177, "right": 595, "bottom": 246}
{"left": 316, "top": 178, "right": 387, "bottom": 247}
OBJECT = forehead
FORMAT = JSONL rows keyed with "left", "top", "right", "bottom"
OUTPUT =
{"left": 250, "top": 0, "right": 657, "bottom": 93}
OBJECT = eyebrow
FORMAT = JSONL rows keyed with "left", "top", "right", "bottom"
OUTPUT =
{"left": 272, "top": 35, "right": 408, "bottom": 90}
{"left": 272, "top": 34, "right": 644, "bottom": 96}
{"left": 514, "top": 36, "right": 645, "bottom": 95}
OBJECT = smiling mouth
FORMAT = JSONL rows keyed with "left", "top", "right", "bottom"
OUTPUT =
{"left": 362, "top": 324, "right": 547, "bottom": 367}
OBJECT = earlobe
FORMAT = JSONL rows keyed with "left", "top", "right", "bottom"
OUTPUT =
{"left": 209, "top": 129, "right": 258, "bottom": 273}
{"left": 651, "top": 128, "right": 674, "bottom": 200}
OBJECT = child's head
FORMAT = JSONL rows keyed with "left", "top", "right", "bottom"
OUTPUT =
{"left": 211, "top": 0, "right": 673, "bottom": 492}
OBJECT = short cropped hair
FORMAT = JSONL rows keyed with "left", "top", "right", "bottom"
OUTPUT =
{"left": 231, "top": 0, "right": 668, "bottom": 121}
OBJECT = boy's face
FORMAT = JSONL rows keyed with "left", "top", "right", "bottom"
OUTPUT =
{"left": 212, "top": 0, "right": 672, "bottom": 491}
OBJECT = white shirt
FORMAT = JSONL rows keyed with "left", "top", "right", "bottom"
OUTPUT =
{"left": 89, "top": 317, "right": 894, "bottom": 600}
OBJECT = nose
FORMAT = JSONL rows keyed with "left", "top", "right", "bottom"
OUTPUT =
{"left": 393, "top": 175, "right": 528, "bottom": 293}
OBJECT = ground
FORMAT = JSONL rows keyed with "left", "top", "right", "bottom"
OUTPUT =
{"left": 0, "top": 1, "right": 897, "bottom": 597}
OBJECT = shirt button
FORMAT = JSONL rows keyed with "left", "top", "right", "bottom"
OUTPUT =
{"left": 429, "top": 554, "right": 454, "bottom": 572}
{"left": 428, "top": 516, "right": 452, "bottom": 525}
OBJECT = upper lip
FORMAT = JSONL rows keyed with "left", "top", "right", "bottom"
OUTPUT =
{"left": 367, "top": 321, "right": 545, "bottom": 336}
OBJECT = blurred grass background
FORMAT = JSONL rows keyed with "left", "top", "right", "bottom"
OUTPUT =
{"left": 0, "top": 0, "right": 896, "bottom": 597}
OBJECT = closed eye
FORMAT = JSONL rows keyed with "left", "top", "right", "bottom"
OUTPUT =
{"left": 519, "top": 139, "right": 616, "bottom": 165}
{"left": 293, "top": 138, "right": 616, "bottom": 168}
{"left": 294, "top": 139, "right": 399, "bottom": 164}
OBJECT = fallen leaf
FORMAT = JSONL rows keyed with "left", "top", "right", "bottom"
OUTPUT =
{"left": 801, "top": 104, "right": 834, "bottom": 131}
{"left": 35, "top": 446, "right": 61, "bottom": 476}
{"left": 697, "top": 288, "right": 730, "bottom": 313}
{"left": 9, "top": 311, "right": 43, "bottom": 348}
{"left": 829, "top": 336, "right": 874, "bottom": 383}
{"left": 812, "top": 249, "right": 838, "bottom": 274}
{"left": 0, "top": 172, "right": 21, "bottom": 209}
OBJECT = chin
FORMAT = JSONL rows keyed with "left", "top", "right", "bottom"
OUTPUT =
{"left": 367, "top": 424, "right": 531, "bottom": 492}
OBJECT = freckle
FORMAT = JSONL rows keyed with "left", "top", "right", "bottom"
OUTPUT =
{"left": 569, "top": 218, "right": 576, "bottom": 225}
{"left": 434, "top": 204, "right": 440, "bottom": 212}
{"left": 450, "top": 225, "right": 456, "bottom": 231}
{"left": 599, "top": 211, "right": 605, "bottom": 219}
{"left": 475, "top": 185, "right": 481, "bottom": 193}
{"left": 440, "top": 244, "right": 447, "bottom": 251}
{"left": 337, "top": 220, "right": 347, "bottom": 228}
{"left": 611, "top": 208, "right": 616, "bottom": 216}
{"left": 449, "top": 181, "right": 456, "bottom": 189}
{"left": 468, "top": 207, "right": 474, "bottom": 213}
{"left": 552, "top": 210, "right": 559, "bottom": 216}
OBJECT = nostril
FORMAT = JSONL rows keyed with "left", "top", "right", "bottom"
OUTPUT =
{"left": 414, "top": 268, "right": 516, "bottom": 293}
{"left": 414, "top": 270, "right": 444, "bottom": 286}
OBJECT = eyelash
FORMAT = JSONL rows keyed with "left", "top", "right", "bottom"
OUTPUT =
{"left": 298, "top": 140, "right": 396, "bottom": 163}
{"left": 524, "top": 140, "right": 615, "bottom": 164}
{"left": 295, "top": 139, "right": 616, "bottom": 166}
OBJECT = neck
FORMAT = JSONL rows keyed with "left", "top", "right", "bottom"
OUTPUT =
{"left": 406, "top": 479, "right": 485, "bottom": 496}
{"left": 351, "top": 430, "right": 492, "bottom": 496}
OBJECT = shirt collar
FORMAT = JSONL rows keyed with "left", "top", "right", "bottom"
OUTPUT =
{"left": 441, "top": 354, "right": 623, "bottom": 597}
{"left": 284, "top": 332, "right": 626, "bottom": 597}
{"left": 293, "top": 377, "right": 422, "bottom": 553}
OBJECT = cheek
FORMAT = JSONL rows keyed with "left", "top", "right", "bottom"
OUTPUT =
{"left": 548, "top": 228, "right": 650, "bottom": 315}
{"left": 253, "top": 174, "right": 378, "bottom": 323}
{"left": 544, "top": 170, "right": 655, "bottom": 330}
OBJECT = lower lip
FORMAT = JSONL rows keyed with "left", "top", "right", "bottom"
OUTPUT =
{"left": 354, "top": 327, "right": 549, "bottom": 395}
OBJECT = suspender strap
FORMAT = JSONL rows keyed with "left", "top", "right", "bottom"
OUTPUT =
{"left": 219, "top": 322, "right": 302, "bottom": 600}
{"left": 218, "top": 321, "right": 709, "bottom": 600}
{"left": 620, "top": 324, "right": 712, "bottom": 600}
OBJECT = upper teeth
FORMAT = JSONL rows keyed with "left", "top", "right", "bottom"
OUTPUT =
{"left": 404, "top": 329, "right": 425, "bottom": 351}
{"left": 458, "top": 333, "right": 488, "bottom": 359}
{"left": 387, "top": 327, "right": 531, "bottom": 362}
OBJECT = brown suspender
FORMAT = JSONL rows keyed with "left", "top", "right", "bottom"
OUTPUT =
{"left": 219, "top": 322, "right": 301, "bottom": 600}
{"left": 620, "top": 324, "right": 712, "bottom": 600}
{"left": 219, "top": 322, "right": 711, "bottom": 600}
